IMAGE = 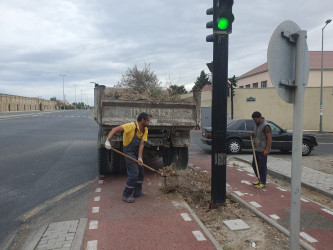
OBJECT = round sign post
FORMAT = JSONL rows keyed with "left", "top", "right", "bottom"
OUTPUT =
{"left": 268, "top": 20, "right": 309, "bottom": 250}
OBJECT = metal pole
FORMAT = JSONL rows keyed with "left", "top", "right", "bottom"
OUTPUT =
{"left": 319, "top": 19, "right": 331, "bottom": 133}
{"left": 210, "top": 33, "right": 228, "bottom": 208}
{"left": 289, "top": 29, "right": 307, "bottom": 250}
{"left": 74, "top": 84, "right": 77, "bottom": 109}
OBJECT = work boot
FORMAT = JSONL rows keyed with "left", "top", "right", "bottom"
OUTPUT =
{"left": 122, "top": 196, "right": 135, "bottom": 203}
{"left": 133, "top": 192, "right": 147, "bottom": 198}
{"left": 255, "top": 183, "right": 266, "bottom": 189}
{"left": 252, "top": 180, "right": 260, "bottom": 185}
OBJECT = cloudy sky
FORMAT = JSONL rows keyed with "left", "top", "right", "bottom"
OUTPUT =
{"left": 0, "top": 0, "right": 332, "bottom": 105}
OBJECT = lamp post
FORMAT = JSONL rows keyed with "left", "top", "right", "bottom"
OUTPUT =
{"left": 319, "top": 19, "right": 332, "bottom": 133}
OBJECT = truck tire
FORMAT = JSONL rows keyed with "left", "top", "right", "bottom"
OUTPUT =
{"left": 163, "top": 147, "right": 189, "bottom": 170}
{"left": 176, "top": 147, "right": 188, "bottom": 170}
{"left": 98, "top": 147, "right": 122, "bottom": 175}
{"left": 98, "top": 147, "right": 109, "bottom": 175}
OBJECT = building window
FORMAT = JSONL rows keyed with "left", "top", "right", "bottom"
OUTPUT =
{"left": 245, "top": 84, "right": 251, "bottom": 88}
{"left": 253, "top": 82, "right": 258, "bottom": 88}
{"left": 239, "top": 86, "right": 244, "bottom": 88}
{"left": 261, "top": 81, "right": 267, "bottom": 88}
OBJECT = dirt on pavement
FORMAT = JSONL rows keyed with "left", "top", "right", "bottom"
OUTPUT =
{"left": 161, "top": 158, "right": 332, "bottom": 250}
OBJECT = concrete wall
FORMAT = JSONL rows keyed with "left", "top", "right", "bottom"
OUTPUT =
{"left": 197, "top": 87, "right": 333, "bottom": 131}
{"left": 231, "top": 87, "right": 333, "bottom": 131}
{"left": 0, "top": 94, "right": 57, "bottom": 112}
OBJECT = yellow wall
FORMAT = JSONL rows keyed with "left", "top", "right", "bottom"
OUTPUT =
{"left": 229, "top": 87, "right": 333, "bottom": 131}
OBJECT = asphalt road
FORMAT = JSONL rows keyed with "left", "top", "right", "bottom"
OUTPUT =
{"left": 0, "top": 110, "right": 99, "bottom": 248}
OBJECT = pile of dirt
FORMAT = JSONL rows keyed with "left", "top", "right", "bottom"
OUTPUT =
{"left": 105, "top": 87, "right": 182, "bottom": 101}
{"left": 162, "top": 166, "right": 290, "bottom": 249}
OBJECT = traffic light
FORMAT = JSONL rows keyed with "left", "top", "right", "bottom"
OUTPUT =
{"left": 231, "top": 83, "right": 235, "bottom": 97}
{"left": 206, "top": 0, "right": 234, "bottom": 40}
{"left": 206, "top": 7, "right": 214, "bottom": 42}
{"left": 215, "top": 0, "right": 234, "bottom": 34}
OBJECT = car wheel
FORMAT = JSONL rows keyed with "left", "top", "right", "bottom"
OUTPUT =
{"left": 227, "top": 139, "right": 242, "bottom": 154}
{"left": 302, "top": 141, "right": 312, "bottom": 156}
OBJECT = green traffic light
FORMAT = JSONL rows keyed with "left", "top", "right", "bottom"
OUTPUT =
{"left": 218, "top": 17, "right": 229, "bottom": 30}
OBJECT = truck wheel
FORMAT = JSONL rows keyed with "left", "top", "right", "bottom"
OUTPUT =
{"left": 98, "top": 147, "right": 122, "bottom": 175}
{"left": 98, "top": 147, "right": 110, "bottom": 175}
{"left": 176, "top": 147, "right": 188, "bottom": 170}
{"left": 163, "top": 148, "right": 177, "bottom": 167}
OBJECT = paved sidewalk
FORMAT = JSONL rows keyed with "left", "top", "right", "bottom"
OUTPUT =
{"left": 225, "top": 163, "right": 333, "bottom": 250}
{"left": 23, "top": 154, "right": 332, "bottom": 250}
{"left": 232, "top": 155, "right": 333, "bottom": 199}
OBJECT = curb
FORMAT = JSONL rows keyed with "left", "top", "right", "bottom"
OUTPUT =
{"left": 178, "top": 193, "right": 223, "bottom": 250}
{"left": 227, "top": 191, "right": 315, "bottom": 250}
{"left": 229, "top": 156, "right": 333, "bottom": 199}
{"left": 71, "top": 218, "right": 88, "bottom": 250}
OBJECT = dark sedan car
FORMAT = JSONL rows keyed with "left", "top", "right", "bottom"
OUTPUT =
{"left": 200, "top": 119, "right": 318, "bottom": 156}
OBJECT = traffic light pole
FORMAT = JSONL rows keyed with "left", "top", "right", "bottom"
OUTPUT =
{"left": 210, "top": 33, "right": 229, "bottom": 207}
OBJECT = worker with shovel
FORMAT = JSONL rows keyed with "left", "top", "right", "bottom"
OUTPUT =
{"left": 105, "top": 112, "right": 151, "bottom": 203}
{"left": 248, "top": 111, "right": 272, "bottom": 189}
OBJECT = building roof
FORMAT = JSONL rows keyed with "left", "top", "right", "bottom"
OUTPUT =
{"left": 237, "top": 51, "right": 333, "bottom": 79}
{"left": 201, "top": 84, "right": 212, "bottom": 92}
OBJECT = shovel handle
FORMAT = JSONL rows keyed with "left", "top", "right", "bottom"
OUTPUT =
{"left": 250, "top": 134, "right": 261, "bottom": 180}
{"left": 109, "top": 147, "right": 161, "bottom": 176}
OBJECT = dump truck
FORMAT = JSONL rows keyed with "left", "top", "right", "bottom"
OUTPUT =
{"left": 93, "top": 84, "right": 199, "bottom": 175}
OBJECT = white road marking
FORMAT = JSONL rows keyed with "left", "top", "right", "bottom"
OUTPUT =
{"left": 269, "top": 214, "right": 280, "bottom": 220}
{"left": 300, "top": 232, "right": 318, "bottom": 243}
{"left": 241, "top": 180, "right": 252, "bottom": 185}
{"left": 180, "top": 213, "right": 192, "bottom": 221}
{"left": 87, "top": 240, "right": 98, "bottom": 250}
{"left": 192, "top": 230, "right": 206, "bottom": 241}
{"left": 234, "top": 191, "right": 244, "bottom": 196}
{"left": 94, "top": 196, "right": 100, "bottom": 202}
{"left": 98, "top": 180, "right": 104, "bottom": 184}
{"left": 95, "top": 188, "right": 101, "bottom": 192}
{"left": 92, "top": 207, "right": 100, "bottom": 213}
{"left": 89, "top": 221, "right": 98, "bottom": 230}
{"left": 301, "top": 197, "right": 309, "bottom": 202}
{"left": 322, "top": 208, "right": 333, "bottom": 216}
{"left": 249, "top": 201, "right": 262, "bottom": 208}
{"left": 247, "top": 173, "right": 255, "bottom": 177}
{"left": 276, "top": 187, "right": 287, "bottom": 192}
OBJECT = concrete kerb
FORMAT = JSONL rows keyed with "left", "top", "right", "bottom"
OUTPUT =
{"left": 228, "top": 156, "right": 333, "bottom": 200}
{"left": 227, "top": 192, "right": 315, "bottom": 250}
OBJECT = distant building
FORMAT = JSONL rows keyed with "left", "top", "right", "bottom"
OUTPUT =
{"left": 237, "top": 51, "right": 333, "bottom": 88}
{"left": 0, "top": 94, "right": 57, "bottom": 112}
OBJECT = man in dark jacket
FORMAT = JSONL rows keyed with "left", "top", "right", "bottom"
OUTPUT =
{"left": 248, "top": 111, "right": 272, "bottom": 189}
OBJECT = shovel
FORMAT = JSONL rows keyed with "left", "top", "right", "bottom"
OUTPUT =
{"left": 109, "top": 147, "right": 176, "bottom": 178}
{"left": 250, "top": 134, "right": 261, "bottom": 181}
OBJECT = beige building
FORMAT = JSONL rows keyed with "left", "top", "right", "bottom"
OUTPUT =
{"left": 0, "top": 94, "right": 57, "bottom": 112}
{"left": 193, "top": 51, "right": 333, "bottom": 131}
{"left": 237, "top": 51, "right": 333, "bottom": 88}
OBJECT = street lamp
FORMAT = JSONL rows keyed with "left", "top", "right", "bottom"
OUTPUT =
{"left": 319, "top": 19, "right": 332, "bottom": 133}
{"left": 60, "top": 75, "right": 67, "bottom": 101}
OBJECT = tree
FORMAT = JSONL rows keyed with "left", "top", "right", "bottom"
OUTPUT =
{"left": 118, "top": 63, "right": 160, "bottom": 94}
{"left": 192, "top": 70, "right": 210, "bottom": 92}
{"left": 167, "top": 85, "right": 188, "bottom": 96}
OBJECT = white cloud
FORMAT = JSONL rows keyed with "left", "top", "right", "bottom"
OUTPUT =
{"left": 0, "top": 0, "right": 332, "bottom": 105}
